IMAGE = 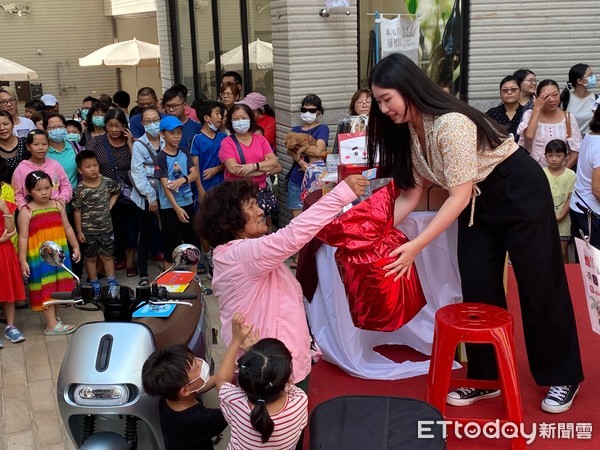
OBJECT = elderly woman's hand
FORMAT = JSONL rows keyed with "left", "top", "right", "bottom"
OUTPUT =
{"left": 344, "top": 174, "right": 370, "bottom": 198}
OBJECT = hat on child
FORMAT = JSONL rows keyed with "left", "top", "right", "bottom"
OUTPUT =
{"left": 160, "top": 115, "right": 183, "bottom": 131}
{"left": 238, "top": 92, "right": 268, "bottom": 111}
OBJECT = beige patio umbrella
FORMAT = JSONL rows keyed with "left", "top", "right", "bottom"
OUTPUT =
{"left": 78, "top": 38, "right": 160, "bottom": 88}
{"left": 205, "top": 38, "right": 273, "bottom": 71}
{"left": 0, "top": 56, "right": 38, "bottom": 81}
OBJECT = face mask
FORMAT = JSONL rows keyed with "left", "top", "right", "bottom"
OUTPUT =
{"left": 208, "top": 122, "right": 218, "bottom": 132}
{"left": 65, "top": 132, "right": 81, "bottom": 143}
{"left": 80, "top": 108, "right": 89, "bottom": 120}
{"left": 48, "top": 128, "right": 67, "bottom": 143}
{"left": 585, "top": 74, "right": 597, "bottom": 90}
{"left": 232, "top": 119, "right": 251, "bottom": 134}
{"left": 186, "top": 358, "right": 210, "bottom": 394}
{"left": 301, "top": 112, "right": 318, "bottom": 124}
{"left": 92, "top": 116, "right": 105, "bottom": 128}
{"left": 144, "top": 122, "right": 160, "bottom": 137}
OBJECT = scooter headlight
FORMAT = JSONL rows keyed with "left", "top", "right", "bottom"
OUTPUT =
{"left": 73, "top": 384, "right": 129, "bottom": 406}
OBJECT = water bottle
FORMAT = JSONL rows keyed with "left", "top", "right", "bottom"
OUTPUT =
{"left": 172, "top": 161, "right": 192, "bottom": 199}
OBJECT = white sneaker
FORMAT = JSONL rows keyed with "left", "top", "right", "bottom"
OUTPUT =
{"left": 541, "top": 385, "right": 579, "bottom": 414}
{"left": 446, "top": 387, "right": 501, "bottom": 406}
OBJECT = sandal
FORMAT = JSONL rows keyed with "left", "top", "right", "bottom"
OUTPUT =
{"left": 139, "top": 277, "right": 150, "bottom": 287}
{"left": 127, "top": 267, "right": 139, "bottom": 277}
{"left": 44, "top": 323, "right": 77, "bottom": 336}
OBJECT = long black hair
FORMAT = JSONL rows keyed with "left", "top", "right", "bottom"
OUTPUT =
{"left": 561, "top": 63, "right": 590, "bottom": 110}
{"left": 367, "top": 53, "right": 507, "bottom": 189}
{"left": 237, "top": 338, "right": 293, "bottom": 443}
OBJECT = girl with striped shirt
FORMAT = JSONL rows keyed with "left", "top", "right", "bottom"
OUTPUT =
{"left": 216, "top": 322, "right": 308, "bottom": 450}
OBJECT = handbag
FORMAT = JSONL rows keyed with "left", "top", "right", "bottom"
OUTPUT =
{"left": 128, "top": 141, "right": 160, "bottom": 198}
{"left": 102, "top": 136, "right": 135, "bottom": 206}
{"left": 564, "top": 110, "right": 573, "bottom": 152}
{"left": 231, "top": 135, "right": 278, "bottom": 216}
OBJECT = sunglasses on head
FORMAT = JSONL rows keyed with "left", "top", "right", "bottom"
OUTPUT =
{"left": 301, "top": 107, "right": 319, "bottom": 113}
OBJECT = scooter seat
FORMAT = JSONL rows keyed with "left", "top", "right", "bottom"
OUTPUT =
{"left": 134, "top": 279, "right": 203, "bottom": 351}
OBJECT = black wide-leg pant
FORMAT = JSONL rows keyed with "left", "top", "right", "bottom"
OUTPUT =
{"left": 457, "top": 147, "right": 584, "bottom": 386}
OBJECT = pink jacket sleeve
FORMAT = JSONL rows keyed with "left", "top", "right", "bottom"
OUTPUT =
{"left": 221, "top": 181, "right": 357, "bottom": 278}
{"left": 11, "top": 164, "right": 26, "bottom": 209}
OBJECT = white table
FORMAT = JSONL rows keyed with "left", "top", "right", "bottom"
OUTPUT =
{"left": 305, "top": 211, "right": 462, "bottom": 380}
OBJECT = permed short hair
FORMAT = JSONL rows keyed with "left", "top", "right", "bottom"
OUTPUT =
{"left": 196, "top": 180, "right": 258, "bottom": 247}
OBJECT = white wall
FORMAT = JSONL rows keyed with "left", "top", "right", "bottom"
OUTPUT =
{"left": 104, "top": 0, "right": 156, "bottom": 16}
{"left": 114, "top": 16, "right": 162, "bottom": 99}
{"left": 0, "top": 1, "right": 117, "bottom": 116}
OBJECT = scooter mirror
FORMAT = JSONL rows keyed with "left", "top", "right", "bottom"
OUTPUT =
{"left": 40, "top": 241, "right": 66, "bottom": 267}
{"left": 172, "top": 244, "right": 201, "bottom": 269}
{"left": 39, "top": 240, "right": 81, "bottom": 285}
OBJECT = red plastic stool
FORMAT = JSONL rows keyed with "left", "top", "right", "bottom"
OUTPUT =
{"left": 426, "top": 303, "right": 525, "bottom": 449}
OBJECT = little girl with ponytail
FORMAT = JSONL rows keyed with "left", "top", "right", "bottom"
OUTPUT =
{"left": 216, "top": 315, "right": 308, "bottom": 450}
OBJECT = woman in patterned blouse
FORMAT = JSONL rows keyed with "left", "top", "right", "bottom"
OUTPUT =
{"left": 367, "top": 53, "right": 583, "bottom": 415}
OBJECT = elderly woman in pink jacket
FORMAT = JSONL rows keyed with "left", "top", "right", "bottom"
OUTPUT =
{"left": 196, "top": 175, "right": 368, "bottom": 391}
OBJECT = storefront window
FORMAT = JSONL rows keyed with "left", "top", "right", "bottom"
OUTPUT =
{"left": 358, "top": 0, "right": 464, "bottom": 95}
{"left": 174, "top": 0, "right": 196, "bottom": 99}
{"left": 172, "top": 1, "right": 273, "bottom": 104}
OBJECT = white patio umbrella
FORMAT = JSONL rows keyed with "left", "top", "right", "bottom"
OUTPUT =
{"left": 78, "top": 38, "right": 160, "bottom": 67}
{"left": 78, "top": 38, "right": 160, "bottom": 90}
{"left": 0, "top": 56, "right": 38, "bottom": 81}
{"left": 205, "top": 38, "right": 273, "bottom": 71}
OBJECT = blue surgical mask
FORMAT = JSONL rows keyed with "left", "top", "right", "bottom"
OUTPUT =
{"left": 80, "top": 108, "right": 89, "bottom": 120}
{"left": 92, "top": 116, "right": 105, "bottom": 128}
{"left": 65, "top": 132, "right": 81, "bottom": 143}
{"left": 232, "top": 119, "right": 251, "bottom": 134}
{"left": 144, "top": 122, "right": 160, "bottom": 137}
{"left": 208, "top": 122, "right": 218, "bottom": 132}
{"left": 48, "top": 128, "right": 67, "bottom": 143}
{"left": 585, "top": 74, "right": 597, "bottom": 90}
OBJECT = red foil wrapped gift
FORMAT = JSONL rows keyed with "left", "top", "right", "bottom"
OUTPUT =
{"left": 317, "top": 182, "right": 426, "bottom": 332}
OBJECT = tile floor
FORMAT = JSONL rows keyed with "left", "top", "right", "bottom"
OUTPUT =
{"left": 0, "top": 260, "right": 228, "bottom": 450}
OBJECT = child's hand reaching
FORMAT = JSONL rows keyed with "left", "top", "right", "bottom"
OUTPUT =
{"left": 241, "top": 328, "right": 261, "bottom": 352}
{"left": 231, "top": 312, "right": 254, "bottom": 346}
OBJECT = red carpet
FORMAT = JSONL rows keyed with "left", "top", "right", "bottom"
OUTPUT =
{"left": 307, "top": 265, "right": 599, "bottom": 449}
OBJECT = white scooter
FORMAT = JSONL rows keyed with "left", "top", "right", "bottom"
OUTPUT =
{"left": 41, "top": 242, "right": 215, "bottom": 450}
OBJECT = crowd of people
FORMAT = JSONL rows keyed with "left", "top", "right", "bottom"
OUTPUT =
{"left": 0, "top": 57, "right": 597, "bottom": 448}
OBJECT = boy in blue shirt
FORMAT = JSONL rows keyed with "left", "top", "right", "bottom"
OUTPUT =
{"left": 154, "top": 116, "right": 199, "bottom": 270}
{"left": 190, "top": 100, "right": 227, "bottom": 202}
